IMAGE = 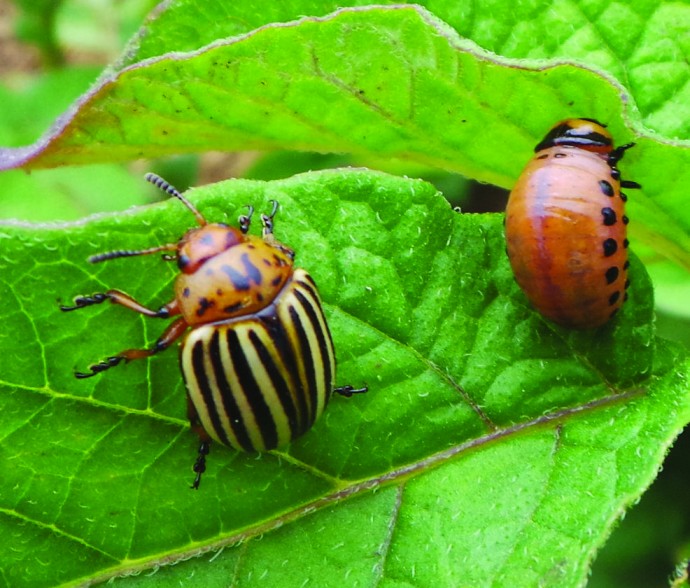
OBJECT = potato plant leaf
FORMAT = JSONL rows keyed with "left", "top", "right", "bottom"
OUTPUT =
{"left": 0, "top": 169, "right": 687, "bottom": 587}
{"left": 1, "top": 5, "right": 689, "bottom": 269}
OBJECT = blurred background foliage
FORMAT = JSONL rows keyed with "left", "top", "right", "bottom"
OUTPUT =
{"left": 0, "top": 1, "right": 688, "bottom": 586}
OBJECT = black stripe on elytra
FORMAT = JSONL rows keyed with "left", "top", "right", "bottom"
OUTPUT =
{"left": 248, "top": 329, "right": 301, "bottom": 441}
{"left": 190, "top": 336, "right": 231, "bottom": 447}
{"left": 295, "top": 277, "right": 335, "bottom": 390}
{"left": 207, "top": 328, "right": 252, "bottom": 451}
{"left": 287, "top": 301, "right": 319, "bottom": 427}
{"left": 263, "top": 311, "right": 309, "bottom": 435}
{"left": 226, "top": 328, "right": 278, "bottom": 450}
{"left": 291, "top": 288, "right": 333, "bottom": 426}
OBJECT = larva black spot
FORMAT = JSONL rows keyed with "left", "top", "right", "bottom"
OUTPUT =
{"left": 609, "top": 291, "right": 620, "bottom": 306}
{"left": 601, "top": 207, "right": 617, "bottom": 226}
{"left": 605, "top": 267, "right": 619, "bottom": 284}
{"left": 599, "top": 180, "right": 614, "bottom": 197}
{"left": 603, "top": 239, "right": 618, "bottom": 257}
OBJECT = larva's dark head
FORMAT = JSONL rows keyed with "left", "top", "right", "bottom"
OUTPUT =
{"left": 535, "top": 118, "right": 614, "bottom": 154}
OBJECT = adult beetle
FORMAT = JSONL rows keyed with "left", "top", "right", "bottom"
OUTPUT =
{"left": 62, "top": 174, "right": 366, "bottom": 488}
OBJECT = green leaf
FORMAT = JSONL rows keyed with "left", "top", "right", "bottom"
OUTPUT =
{"left": 1, "top": 4, "right": 689, "bottom": 271}
{"left": 1, "top": 2, "right": 690, "bottom": 586}
{"left": 0, "top": 169, "right": 687, "bottom": 587}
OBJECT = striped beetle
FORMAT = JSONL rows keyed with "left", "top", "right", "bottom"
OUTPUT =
{"left": 61, "top": 174, "right": 367, "bottom": 488}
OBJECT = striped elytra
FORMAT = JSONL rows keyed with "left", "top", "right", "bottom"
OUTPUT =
{"left": 181, "top": 269, "right": 335, "bottom": 452}
{"left": 505, "top": 118, "right": 640, "bottom": 329}
{"left": 61, "top": 174, "right": 366, "bottom": 488}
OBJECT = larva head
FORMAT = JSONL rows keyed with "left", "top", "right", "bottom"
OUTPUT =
{"left": 534, "top": 118, "right": 614, "bottom": 154}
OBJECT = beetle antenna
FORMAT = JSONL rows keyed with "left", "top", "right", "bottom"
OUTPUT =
{"left": 145, "top": 172, "right": 207, "bottom": 227}
{"left": 89, "top": 243, "right": 178, "bottom": 263}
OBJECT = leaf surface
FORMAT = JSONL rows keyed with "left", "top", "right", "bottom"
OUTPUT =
{"left": 1, "top": 5, "right": 688, "bottom": 270}
{"left": 0, "top": 169, "right": 687, "bottom": 587}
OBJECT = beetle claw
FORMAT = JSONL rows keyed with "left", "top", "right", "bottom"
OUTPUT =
{"left": 334, "top": 384, "right": 368, "bottom": 398}
{"left": 191, "top": 441, "right": 210, "bottom": 490}
{"left": 75, "top": 356, "right": 124, "bottom": 379}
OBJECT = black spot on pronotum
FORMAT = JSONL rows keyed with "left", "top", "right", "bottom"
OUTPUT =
{"left": 224, "top": 302, "right": 242, "bottom": 314}
{"left": 183, "top": 287, "right": 191, "bottom": 298}
{"left": 241, "top": 253, "right": 263, "bottom": 286}
{"left": 196, "top": 297, "right": 214, "bottom": 317}
{"left": 603, "top": 238, "right": 618, "bottom": 257}
{"left": 601, "top": 207, "right": 617, "bottom": 226}
{"left": 221, "top": 264, "right": 250, "bottom": 290}
{"left": 605, "top": 267, "right": 619, "bottom": 284}
{"left": 599, "top": 180, "right": 614, "bottom": 197}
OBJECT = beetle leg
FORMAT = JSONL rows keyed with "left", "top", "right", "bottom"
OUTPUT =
{"left": 260, "top": 200, "right": 280, "bottom": 237}
{"left": 75, "top": 316, "right": 189, "bottom": 378}
{"left": 259, "top": 201, "right": 295, "bottom": 259}
{"left": 61, "top": 290, "right": 180, "bottom": 319}
{"left": 333, "top": 384, "right": 368, "bottom": 398}
{"left": 238, "top": 205, "right": 254, "bottom": 234}
{"left": 191, "top": 441, "right": 211, "bottom": 490}
{"left": 187, "top": 397, "right": 212, "bottom": 489}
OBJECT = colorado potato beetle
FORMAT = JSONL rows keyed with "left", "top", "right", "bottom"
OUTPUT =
{"left": 61, "top": 174, "right": 367, "bottom": 488}
{"left": 505, "top": 118, "right": 641, "bottom": 329}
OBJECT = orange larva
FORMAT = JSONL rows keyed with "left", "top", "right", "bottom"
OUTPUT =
{"left": 505, "top": 118, "right": 641, "bottom": 329}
